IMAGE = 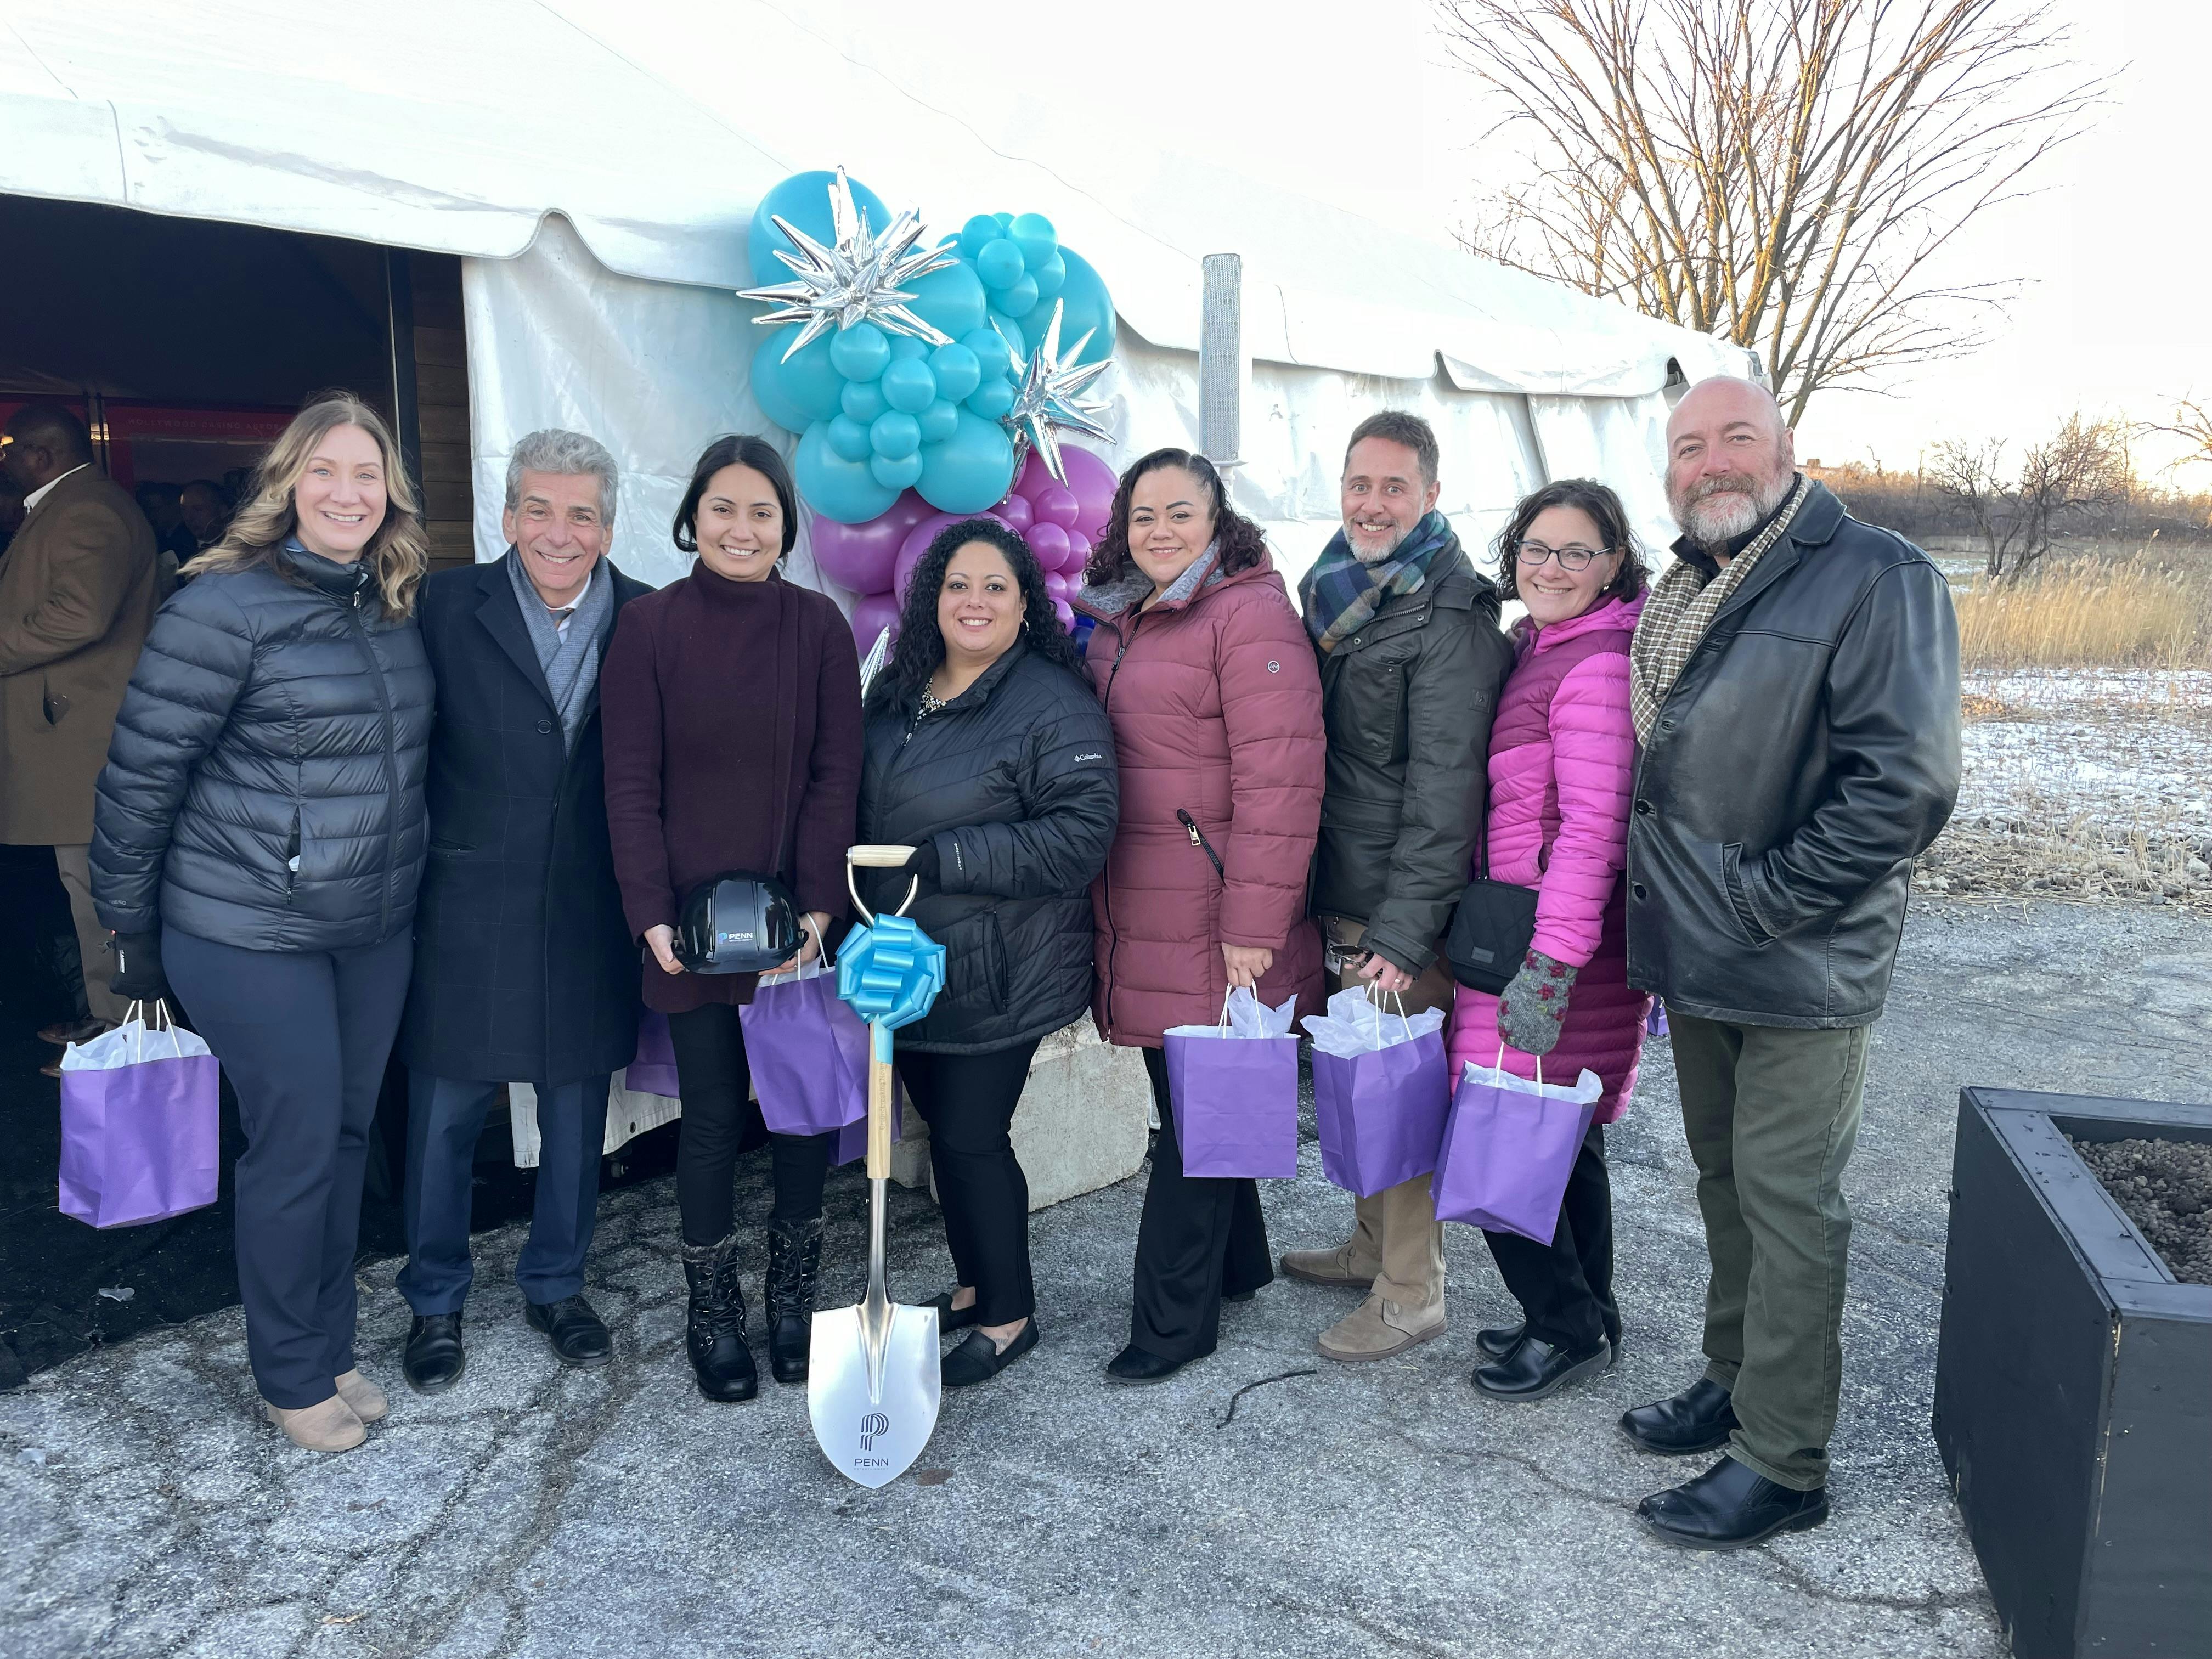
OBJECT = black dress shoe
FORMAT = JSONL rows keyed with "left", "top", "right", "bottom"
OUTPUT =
{"left": 1104, "top": 1344, "right": 1187, "bottom": 1385}
{"left": 1223, "top": 1290, "right": 1257, "bottom": 1305}
{"left": 1637, "top": 1456, "right": 1830, "bottom": 1550}
{"left": 1470, "top": 1333, "right": 1609, "bottom": 1400}
{"left": 927, "top": 1290, "right": 982, "bottom": 1333}
{"left": 525, "top": 1295, "right": 612, "bottom": 1368}
{"left": 1476, "top": 1321, "right": 1526, "bottom": 1361}
{"left": 403, "top": 1314, "right": 466, "bottom": 1393}
{"left": 1619, "top": 1378, "right": 1739, "bottom": 1455}
{"left": 943, "top": 1319, "right": 1040, "bottom": 1388}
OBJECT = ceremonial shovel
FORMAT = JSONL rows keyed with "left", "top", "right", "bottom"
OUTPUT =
{"left": 809, "top": 844, "right": 947, "bottom": 1488}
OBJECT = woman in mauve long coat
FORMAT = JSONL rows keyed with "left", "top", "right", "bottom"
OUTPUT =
{"left": 1071, "top": 445, "right": 1325, "bottom": 1386}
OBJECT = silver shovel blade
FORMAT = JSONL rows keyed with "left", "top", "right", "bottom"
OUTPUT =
{"left": 808, "top": 1301, "right": 941, "bottom": 1488}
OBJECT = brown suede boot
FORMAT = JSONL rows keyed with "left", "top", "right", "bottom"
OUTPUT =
{"left": 334, "top": 1369, "right": 388, "bottom": 1424}
{"left": 1279, "top": 1242, "right": 1379, "bottom": 1290}
{"left": 264, "top": 1394, "right": 367, "bottom": 1453}
{"left": 1317, "top": 1293, "right": 1446, "bottom": 1363}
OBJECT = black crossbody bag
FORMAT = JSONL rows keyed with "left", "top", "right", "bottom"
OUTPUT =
{"left": 1443, "top": 824, "right": 1538, "bottom": 995}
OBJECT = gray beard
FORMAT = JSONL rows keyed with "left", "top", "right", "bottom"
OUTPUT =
{"left": 1674, "top": 469, "right": 1792, "bottom": 550}
{"left": 1345, "top": 524, "right": 1407, "bottom": 565}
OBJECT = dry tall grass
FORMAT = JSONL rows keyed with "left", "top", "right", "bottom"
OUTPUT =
{"left": 1953, "top": 550, "right": 2212, "bottom": 669}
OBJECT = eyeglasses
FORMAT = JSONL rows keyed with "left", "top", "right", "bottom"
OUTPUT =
{"left": 1515, "top": 540, "right": 1613, "bottom": 571}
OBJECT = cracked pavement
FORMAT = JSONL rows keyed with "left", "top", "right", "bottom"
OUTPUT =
{"left": 6, "top": 901, "right": 2209, "bottom": 1657}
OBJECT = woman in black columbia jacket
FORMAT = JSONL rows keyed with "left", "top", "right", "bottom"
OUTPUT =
{"left": 91, "top": 394, "right": 433, "bottom": 1455}
{"left": 856, "top": 518, "right": 1118, "bottom": 1389}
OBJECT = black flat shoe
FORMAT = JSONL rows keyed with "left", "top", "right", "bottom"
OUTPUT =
{"left": 1619, "top": 1378, "right": 1739, "bottom": 1455}
{"left": 403, "top": 1313, "right": 466, "bottom": 1394}
{"left": 1475, "top": 1321, "right": 1526, "bottom": 1361}
{"left": 1470, "top": 1334, "right": 1608, "bottom": 1400}
{"left": 525, "top": 1294, "right": 612, "bottom": 1368}
{"left": 1637, "top": 1456, "right": 1830, "bottom": 1550}
{"left": 1223, "top": 1290, "right": 1256, "bottom": 1305}
{"left": 943, "top": 1319, "right": 1040, "bottom": 1388}
{"left": 927, "top": 1290, "right": 982, "bottom": 1333}
{"left": 1104, "top": 1344, "right": 1187, "bottom": 1385}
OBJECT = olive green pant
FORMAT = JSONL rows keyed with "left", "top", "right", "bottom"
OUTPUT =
{"left": 1666, "top": 1009, "right": 1871, "bottom": 1492}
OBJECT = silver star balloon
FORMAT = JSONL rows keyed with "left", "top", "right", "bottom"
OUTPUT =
{"left": 737, "top": 167, "right": 958, "bottom": 360}
{"left": 1000, "top": 301, "right": 1115, "bottom": 483}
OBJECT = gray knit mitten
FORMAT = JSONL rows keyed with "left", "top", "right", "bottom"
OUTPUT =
{"left": 1498, "top": 949, "right": 1576, "bottom": 1057}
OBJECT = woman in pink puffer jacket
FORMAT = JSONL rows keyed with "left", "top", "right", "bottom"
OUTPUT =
{"left": 1446, "top": 479, "right": 1654, "bottom": 1404}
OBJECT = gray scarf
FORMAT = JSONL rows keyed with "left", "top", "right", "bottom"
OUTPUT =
{"left": 506, "top": 549, "right": 615, "bottom": 750}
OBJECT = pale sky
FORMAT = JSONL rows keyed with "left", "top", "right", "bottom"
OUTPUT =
{"left": 923, "top": 0, "right": 2208, "bottom": 483}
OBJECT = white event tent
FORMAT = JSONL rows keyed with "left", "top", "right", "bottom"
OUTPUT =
{"left": 1, "top": 0, "right": 1758, "bottom": 597}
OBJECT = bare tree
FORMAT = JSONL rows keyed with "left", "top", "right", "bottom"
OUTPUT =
{"left": 1440, "top": 1, "right": 2107, "bottom": 425}
{"left": 1931, "top": 414, "right": 2132, "bottom": 580}
{"left": 2144, "top": 397, "right": 2212, "bottom": 476}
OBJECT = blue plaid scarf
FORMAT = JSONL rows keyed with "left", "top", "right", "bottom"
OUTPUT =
{"left": 1298, "top": 510, "right": 1454, "bottom": 655}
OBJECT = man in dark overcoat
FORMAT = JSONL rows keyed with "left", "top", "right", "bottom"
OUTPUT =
{"left": 395, "top": 429, "right": 649, "bottom": 1391}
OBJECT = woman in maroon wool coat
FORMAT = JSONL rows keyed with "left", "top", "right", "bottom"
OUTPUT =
{"left": 600, "top": 435, "right": 861, "bottom": 1405}
{"left": 1071, "top": 447, "right": 1325, "bottom": 1386}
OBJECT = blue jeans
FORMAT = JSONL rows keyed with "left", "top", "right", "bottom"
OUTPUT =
{"left": 397, "top": 1073, "right": 612, "bottom": 1315}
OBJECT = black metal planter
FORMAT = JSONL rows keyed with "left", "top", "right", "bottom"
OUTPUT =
{"left": 1934, "top": 1088, "right": 2212, "bottom": 1658}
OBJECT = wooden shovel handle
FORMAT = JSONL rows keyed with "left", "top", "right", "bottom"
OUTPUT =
{"left": 868, "top": 1035, "right": 894, "bottom": 1181}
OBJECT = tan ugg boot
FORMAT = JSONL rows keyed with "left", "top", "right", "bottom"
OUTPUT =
{"left": 265, "top": 1394, "right": 367, "bottom": 1453}
{"left": 334, "top": 1369, "right": 388, "bottom": 1424}
{"left": 1317, "top": 1294, "right": 1445, "bottom": 1363}
{"left": 1279, "top": 1242, "right": 1379, "bottom": 1289}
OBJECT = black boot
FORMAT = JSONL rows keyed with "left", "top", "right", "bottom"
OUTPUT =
{"left": 764, "top": 1216, "right": 823, "bottom": 1385}
{"left": 679, "top": 1234, "right": 757, "bottom": 1402}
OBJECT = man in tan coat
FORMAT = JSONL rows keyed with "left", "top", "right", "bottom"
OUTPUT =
{"left": 0, "top": 403, "right": 170, "bottom": 1051}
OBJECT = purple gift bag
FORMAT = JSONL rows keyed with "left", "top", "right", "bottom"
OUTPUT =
{"left": 1311, "top": 1029, "right": 1451, "bottom": 1197}
{"left": 1645, "top": 1001, "right": 1668, "bottom": 1038}
{"left": 58, "top": 1010, "right": 221, "bottom": 1229}
{"left": 739, "top": 968, "right": 868, "bottom": 1136}
{"left": 1163, "top": 992, "right": 1301, "bottom": 1180}
{"left": 1430, "top": 1053, "right": 1601, "bottom": 1244}
{"left": 625, "top": 1009, "right": 680, "bottom": 1099}
{"left": 833, "top": 1087, "right": 902, "bottom": 1167}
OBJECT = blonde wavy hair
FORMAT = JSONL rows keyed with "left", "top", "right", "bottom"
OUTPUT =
{"left": 185, "top": 391, "right": 428, "bottom": 617}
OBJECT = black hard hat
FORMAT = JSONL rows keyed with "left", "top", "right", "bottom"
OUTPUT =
{"left": 674, "top": 871, "right": 803, "bottom": 974}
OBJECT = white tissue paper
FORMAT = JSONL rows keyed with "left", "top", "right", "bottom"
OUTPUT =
{"left": 59, "top": 1011, "right": 211, "bottom": 1071}
{"left": 1301, "top": 985, "right": 1448, "bottom": 1057}
{"left": 1167, "top": 985, "right": 1299, "bottom": 1041}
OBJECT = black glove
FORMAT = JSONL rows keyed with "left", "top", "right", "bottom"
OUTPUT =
{"left": 902, "top": 840, "right": 941, "bottom": 884}
{"left": 109, "top": 930, "right": 171, "bottom": 1005}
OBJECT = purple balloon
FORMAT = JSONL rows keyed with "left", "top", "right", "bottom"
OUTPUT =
{"left": 810, "top": 493, "right": 933, "bottom": 594}
{"left": 1032, "top": 483, "right": 1080, "bottom": 531}
{"left": 1014, "top": 449, "right": 1057, "bottom": 500}
{"left": 1066, "top": 528, "right": 1093, "bottom": 561}
{"left": 1027, "top": 520, "right": 1070, "bottom": 570}
{"left": 1043, "top": 570, "right": 1070, "bottom": 602}
{"left": 995, "top": 492, "right": 1035, "bottom": 532}
{"left": 850, "top": 589, "right": 901, "bottom": 650}
{"left": 1052, "top": 598, "right": 1075, "bottom": 629}
{"left": 1058, "top": 445, "right": 1120, "bottom": 546}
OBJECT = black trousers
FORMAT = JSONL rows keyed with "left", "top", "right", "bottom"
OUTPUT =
{"left": 1483, "top": 1122, "right": 1617, "bottom": 1355}
{"left": 895, "top": 1037, "right": 1042, "bottom": 1326}
{"left": 665, "top": 1003, "right": 833, "bottom": 1246}
{"left": 167, "top": 926, "right": 413, "bottom": 1409}
{"left": 1130, "top": 1045, "right": 1274, "bottom": 1362}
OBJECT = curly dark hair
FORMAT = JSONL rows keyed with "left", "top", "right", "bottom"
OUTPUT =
{"left": 1083, "top": 447, "right": 1268, "bottom": 588}
{"left": 865, "top": 518, "right": 1087, "bottom": 716}
{"left": 1492, "top": 478, "right": 1649, "bottom": 608}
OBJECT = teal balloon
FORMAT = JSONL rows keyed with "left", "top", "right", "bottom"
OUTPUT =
{"left": 889, "top": 334, "right": 929, "bottom": 362}
{"left": 749, "top": 329, "right": 841, "bottom": 432}
{"left": 975, "top": 238, "right": 1025, "bottom": 291}
{"left": 907, "top": 261, "right": 988, "bottom": 341}
{"left": 840, "top": 380, "right": 887, "bottom": 423}
{"left": 1030, "top": 250, "right": 1066, "bottom": 303}
{"left": 993, "top": 212, "right": 1013, "bottom": 229}
{"left": 928, "top": 343, "right": 981, "bottom": 404}
{"left": 880, "top": 357, "right": 938, "bottom": 415}
{"left": 1000, "top": 273, "right": 1038, "bottom": 319}
{"left": 1008, "top": 212, "right": 1057, "bottom": 266}
{"left": 827, "top": 414, "right": 874, "bottom": 463}
{"left": 966, "top": 379, "right": 1015, "bottom": 420}
{"left": 870, "top": 451, "right": 924, "bottom": 491}
{"left": 1022, "top": 246, "right": 1116, "bottom": 364}
{"left": 918, "top": 408, "right": 1017, "bottom": 514}
{"left": 829, "top": 322, "right": 890, "bottom": 383}
{"left": 797, "top": 421, "right": 899, "bottom": 523}
{"left": 958, "top": 214, "right": 1003, "bottom": 258}
{"left": 870, "top": 410, "right": 921, "bottom": 460}
{"left": 748, "top": 171, "right": 894, "bottom": 285}
{"left": 961, "top": 328, "right": 1014, "bottom": 381}
{"left": 918, "top": 398, "right": 961, "bottom": 444}
{"left": 987, "top": 310, "right": 1028, "bottom": 353}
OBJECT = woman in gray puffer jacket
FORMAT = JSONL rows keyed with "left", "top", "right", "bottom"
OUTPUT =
{"left": 91, "top": 393, "right": 433, "bottom": 1455}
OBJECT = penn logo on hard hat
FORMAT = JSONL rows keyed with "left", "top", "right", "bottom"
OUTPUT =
{"left": 674, "top": 871, "right": 803, "bottom": 974}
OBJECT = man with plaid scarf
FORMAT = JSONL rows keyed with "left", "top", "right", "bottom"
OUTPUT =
{"left": 1620, "top": 377, "right": 1960, "bottom": 1550}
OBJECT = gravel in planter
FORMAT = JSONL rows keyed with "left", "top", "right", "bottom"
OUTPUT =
{"left": 2069, "top": 1135, "right": 2212, "bottom": 1285}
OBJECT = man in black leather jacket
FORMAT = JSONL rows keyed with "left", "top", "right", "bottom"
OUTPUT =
{"left": 1617, "top": 377, "right": 1960, "bottom": 1550}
